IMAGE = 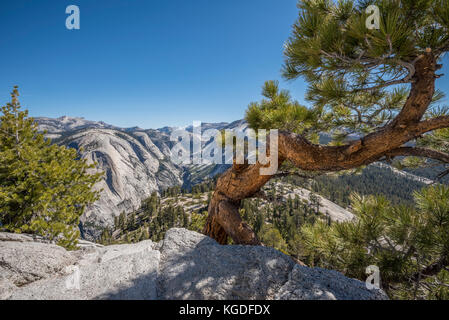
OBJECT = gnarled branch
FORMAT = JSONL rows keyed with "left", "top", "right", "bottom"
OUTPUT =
{"left": 204, "top": 52, "right": 445, "bottom": 246}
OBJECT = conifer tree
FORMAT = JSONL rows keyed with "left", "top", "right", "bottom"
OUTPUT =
{"left": 0, "top": 87, "right": 102, "bottom": 249}
{"left": 142, "top": 227, "right": 150, "bottom": 240}
{"left": 127, "top": 213, "right": 136, "bottom": 230}
{"left": 205, "top": 0, "right": 449, "bottom": 245}
{"left": 118, "top": 211, "right": 126, "bottom": 229}
{"left": 258, "top": 224, "right": 288, "bottom": 253}
{"left": 299, "top": 185, "right": 449, "bottom": 299}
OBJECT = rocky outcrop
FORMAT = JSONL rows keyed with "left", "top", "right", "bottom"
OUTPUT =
{"left": 0, "top": 229, "right": 387, "bottom": 300}
{"left": 269, "top": 182, "right": 355, "bottom": 222}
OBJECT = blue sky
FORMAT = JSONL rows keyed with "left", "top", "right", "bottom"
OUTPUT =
{"left": 0, "top": 0, "right": 305, "bottom": 128}
{"left": 0, "top": 0, "right": 448, "bottom": 129}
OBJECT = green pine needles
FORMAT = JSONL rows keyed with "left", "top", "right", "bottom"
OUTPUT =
{"left": 0, "top": 87, "right": 103, "bottom": 249}
{"left": 247, "top": 0, "right": 449, "bottom": 144}
{"left": 299, "top": 184, "right": 449, "bottom": 299}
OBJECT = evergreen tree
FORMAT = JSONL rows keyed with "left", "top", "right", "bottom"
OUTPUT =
{"left": 118, "top": 211, "right": 126, "bottom": 229}
{"left": 299, "top": 185, "right": 449, "bottom": 299}
{"left": 127, "top": 213, "right": 136, "bottom": 230}
{"left": 205, "top": 0, "right": 449, "bottom": 245}
{"left": 189, "top": 211, "right": 207, "bottom": 233}
{"left": 258, "top": 224, "right": 288, "bottom": 253}
{"left": 182, "top": 208, "right": 189, "bottom": 227}
{"left": 141, "top": 227, "right": 150, "bottom": 241}
{"left": 0, "top": 87, "right": 102, "bottom": 249}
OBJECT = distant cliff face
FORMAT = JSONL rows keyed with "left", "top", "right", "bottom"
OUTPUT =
{"left": 35, "top": 117, "right": 238, "bottom": 239}
{"left": 35, "top": 117, "right": 430, "bottom": 241}
{"left": 58, "top": 128, "right": 183, "bottom": 239}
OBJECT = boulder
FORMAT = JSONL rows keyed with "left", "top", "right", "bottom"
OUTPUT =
{"left": 0, "top": 238, "right": 77, "bottom": 287}
{"left": 7, "top": 240, "right": 159, "bottom": 300}
{"left": 0, "top": 229, "right": 388, "bottom": 300}
{"left": 158, "top": 228, "right": 294, "bottom": 300}
{"left": 276, "top": 265, "right": 387, "bottom": 300}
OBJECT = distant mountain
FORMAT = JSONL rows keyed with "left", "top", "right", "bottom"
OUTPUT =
{"left": 35, "top": 116, "right": 235, "bottom": 240}
{"left": 34, "top": 116, "right": 437, "bottom": 240}
{"left": 36, "top": 116, "right": 120, "bottom": 139}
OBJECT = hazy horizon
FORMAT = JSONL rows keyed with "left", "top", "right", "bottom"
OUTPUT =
{"left": 36, "top": 114, "right": 244, "bottom": 130}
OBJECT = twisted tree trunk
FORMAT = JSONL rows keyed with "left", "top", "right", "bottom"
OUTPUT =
{"left": 204, "top": 52, "right": 449, "bottom": 245}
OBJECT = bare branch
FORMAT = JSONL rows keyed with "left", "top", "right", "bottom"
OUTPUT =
{"left": 273, "top": 171, "right": 321, "bottom": 180}
{"left": 385, "top": 147, "right": 449, "bottom": 164}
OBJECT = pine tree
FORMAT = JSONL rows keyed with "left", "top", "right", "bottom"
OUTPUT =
{"left": 258, "top": 224, "right": 288, "bottom": 253}
{"left": 127, "top": 213, "right": 136, "bottom": 230}
{"left": 182, "top": 209, "right": 189, "bottom": 227}
{"left": 299, "top": 185, "right": 449, "bottom": 299}
{"left": 0, "top": 87, "right": 102, "bottom": 249}
{"left": 118, "top": 211, "right": 126, "bottom": 229}
{"left": 142, "top": 227, "right": 150, "bottom": 240}
{"left": 205, "top": 0, "right": 449, "bottom": 245}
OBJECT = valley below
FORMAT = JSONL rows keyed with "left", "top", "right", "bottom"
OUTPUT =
{"left": 36, "top": 116, "right": 436, "bottom": 243}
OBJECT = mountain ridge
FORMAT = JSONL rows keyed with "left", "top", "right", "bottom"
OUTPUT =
{"left": 35, "top": 116, "right": 235, "bottom": 239}
{"left": 34, "top": 116, "right": 435, "bottom": 241}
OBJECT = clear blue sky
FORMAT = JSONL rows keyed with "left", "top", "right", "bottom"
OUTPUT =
{"left": 1, "top": 1, "right": 448, "bottom": 129}
{"left": 0, "top": 0, "right": 305, "bottom": 128}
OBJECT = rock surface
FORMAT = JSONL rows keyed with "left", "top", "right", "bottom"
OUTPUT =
{"left": 0, "top": 229, "right": 387, "bottom": 300}
{"left": 270, "top": 182, "right": 355, "bottom": 222}
{"left": 58, "top": 128, "right": 184, "bottom": 240}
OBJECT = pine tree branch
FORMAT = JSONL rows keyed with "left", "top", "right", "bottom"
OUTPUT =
{"left": 0, "top": 128, "right": 16, "bottom": 138}
{"left": 414, "top": 116, "right": 449, "bottom": 133}
{"left": 319, "top": 49, "right": 417, "bottom": 92}
{"left": 409, "top": 256, "right": 449, "bottom": 283}
{"left": 356, "top": 77, "right": 412, "bottom": 92}
{"left": 273, "top": 171, "right": 321, "bottom": 180}
{"left": 385, "top": 147, "right": 449, "bottom": 164}
{"left": 435, "top": 168, "right": 449, "bottom": 181}
{"left": 435, "top": 42, "right": 449, "bottom": 56}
